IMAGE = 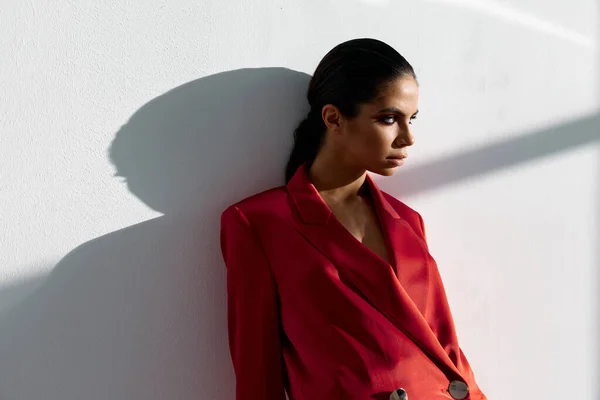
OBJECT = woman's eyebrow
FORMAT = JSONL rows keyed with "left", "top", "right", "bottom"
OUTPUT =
{"left": 376, "top": 107, "right": 419, "bottom": 116}
{"left": 376, "top": 107, "right": 402, "bottom": 114}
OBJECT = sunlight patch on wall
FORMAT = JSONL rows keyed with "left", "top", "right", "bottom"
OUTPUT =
{"left": 426, "top": 0, "right": 594, "bottom": 48}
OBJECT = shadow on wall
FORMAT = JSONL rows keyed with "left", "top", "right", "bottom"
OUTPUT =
{"left": 0, "top": 68, "right": 598, "bottom": 399}
{"left": 0, "top": 68, "right": 311, "bottom": 400}
{"left": 391, "top": 113, "right": 599, "bottom": 197}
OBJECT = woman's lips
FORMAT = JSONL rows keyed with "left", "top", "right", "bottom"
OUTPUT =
{"left": 386, "top": 156, "right": 406, "bottom": 166}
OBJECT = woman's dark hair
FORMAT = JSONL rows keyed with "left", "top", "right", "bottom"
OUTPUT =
{"left": 284, "top": 38, "right": 417, "bottom": 183}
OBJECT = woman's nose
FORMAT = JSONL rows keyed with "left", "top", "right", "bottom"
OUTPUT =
{"left": 396, "top": 127, "right": 415, "bottom": 147}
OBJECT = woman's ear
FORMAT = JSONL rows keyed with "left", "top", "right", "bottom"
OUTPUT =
{"left": 321, "top": 104, "right": 343, "bottom": 132}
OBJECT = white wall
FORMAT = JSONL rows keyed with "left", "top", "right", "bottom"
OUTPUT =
{"left": 1, "top": 1, "right": 598, "bottom": 399}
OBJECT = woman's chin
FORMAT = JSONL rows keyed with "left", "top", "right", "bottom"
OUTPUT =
{"left": 370, "top": 165, "right": 399, "bottom": 176}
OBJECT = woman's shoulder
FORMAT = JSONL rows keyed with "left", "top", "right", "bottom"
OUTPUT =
{"left": 221, "top": 185, "right": 289, "bottom": 222}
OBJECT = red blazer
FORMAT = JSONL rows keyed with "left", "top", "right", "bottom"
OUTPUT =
{"left": 220, "top": 163, "right": 487, "bottom": 400}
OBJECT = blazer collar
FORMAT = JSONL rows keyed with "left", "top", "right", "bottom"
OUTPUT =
{"left": 286, "top": 162, "right": 401, "bottom": 225}
{"left": 285, "top": 162, "right": 465, "bottom": 381}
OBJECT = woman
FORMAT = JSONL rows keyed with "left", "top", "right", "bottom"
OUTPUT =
{"left": 220, "top": 38, "right": 487, "bottom": 400}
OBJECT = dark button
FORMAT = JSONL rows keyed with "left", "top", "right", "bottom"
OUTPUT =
{"left": 448, "top": 380, "right": 469, "bottom": 399}
{"left": 389, "top": 388, "right": 408, "bottom": 400}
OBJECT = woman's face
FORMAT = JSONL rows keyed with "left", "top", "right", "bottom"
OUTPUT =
{"left": 338, "top": 76, "right": 419, "bottom": 176}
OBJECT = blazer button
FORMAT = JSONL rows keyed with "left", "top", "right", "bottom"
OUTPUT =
{"left": 389, "top": 388, "right": 408, "bottom": 400}
{"left": 448, "top": 380, "right": 469, "bottom": 399}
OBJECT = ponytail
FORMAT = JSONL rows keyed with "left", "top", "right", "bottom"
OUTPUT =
{"left": 284, "top": 108, "right": 326, "bottom": 183}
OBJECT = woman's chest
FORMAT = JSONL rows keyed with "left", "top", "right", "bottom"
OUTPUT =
{"left": 327, "top": 199, "right": 392, "bottom": 265}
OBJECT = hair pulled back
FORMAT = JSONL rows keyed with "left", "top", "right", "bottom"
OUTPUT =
{"left": 284, "top": 38, "right": 416, "bottom": 183}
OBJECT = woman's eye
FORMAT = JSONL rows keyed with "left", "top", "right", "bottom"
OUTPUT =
{"left": 381, "top": 115, "right": 397, "bottom": 124}
{"left": 409, "top": 115, "right": 417, "bottom": 125}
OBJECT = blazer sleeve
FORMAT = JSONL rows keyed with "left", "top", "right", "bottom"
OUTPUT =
{"left": 219, "top": 205, "right": 286, "bottom": 400}
{"left": 416, "top": 212, "right": 479, "bottom": 372}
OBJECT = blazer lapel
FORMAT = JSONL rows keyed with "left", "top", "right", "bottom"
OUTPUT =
{"left": 286, "top": 163, "right": 463, "bottom": 379}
